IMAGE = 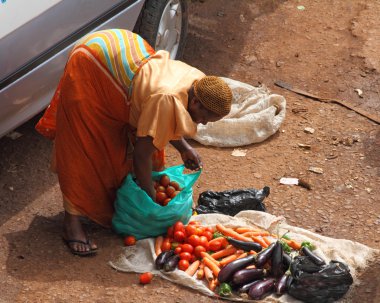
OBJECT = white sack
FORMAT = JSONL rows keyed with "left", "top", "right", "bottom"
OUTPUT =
{"left": 109, "top": 211, "right": 378, "bottom": 302}
{"left": 193, "top": 77, "right": 286, "bottom": 147}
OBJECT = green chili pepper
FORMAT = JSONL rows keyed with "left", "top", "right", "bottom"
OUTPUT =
{"left": 301, "top": 241, "right": 316, "bottom": 250}
{"left": 218, "top": 282, "right": 232, "bottom": 297}
{"left": 213, "top": 231, "right": 224, "bottom": 239}
{"left": 171, "top": 242, "right": 179, "bottom": 249}
{"left": 280, "top": 241, "right": 292, "bottom": 253}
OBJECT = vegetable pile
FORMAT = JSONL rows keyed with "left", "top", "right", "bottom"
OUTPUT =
{"left": 153, "top": 220, "right": 341, "bottom": 301}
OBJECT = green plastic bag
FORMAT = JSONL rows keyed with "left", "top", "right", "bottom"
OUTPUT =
{"left": 112, "top": 165, "right": 201, "bottom": 239}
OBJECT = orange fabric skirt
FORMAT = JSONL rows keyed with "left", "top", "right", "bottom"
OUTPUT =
{"left": 36, "top": 47, "right": 164, "bottom": 227}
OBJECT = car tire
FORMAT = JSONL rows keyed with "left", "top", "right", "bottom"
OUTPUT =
{"left": 134, "top": 0, "right": 188, "bottom": 59}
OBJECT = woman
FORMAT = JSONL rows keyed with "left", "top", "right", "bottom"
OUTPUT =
{"left": 36, "top": 29, "right": 232, "bottom": 256}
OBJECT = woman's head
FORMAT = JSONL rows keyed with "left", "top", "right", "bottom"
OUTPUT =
{"left": 188, "top": 76, "right": 232, "bottom": 125}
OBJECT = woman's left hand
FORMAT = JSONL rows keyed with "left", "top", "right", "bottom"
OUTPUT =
{"left": 181, "top": 148, "right": 203, "bottom": 171}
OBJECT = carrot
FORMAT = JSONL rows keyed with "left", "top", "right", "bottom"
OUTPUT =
{"left": 203, "top": 265, "right": 214, "bottom": 281}
{"left": 219, "top": 251, "right": 247, "bottom": 266}
{"left": 209, "top": 246, "right": 237, "bottom": 260}
{"left": 234, "top": 227, "right": 258, "bottom": 234}
{"left": 203, "top": 257, "right": 220, "bottom": 277}
{"left": 249, "top": 250, "right": 258, "bottom": 255}
{"left": 251, "top": 236, "right": 269, "bottom": 248}
{"left": 216, "top": 224, "right": 253, "bottom": 242}
{"left": 285, "top": 239, "right": 302, "bottom": 250}
{"left": 219, "top": 253, "right": 240, "bottom": 266}
{"left": 262, "top": 236, "right": 273, "bottom": 246}
{"left": 236, "top": 252, "right": 248, "bottom": 259}
{"left": 242, "top": 231, "right": 270, "bottom": 237}
{"left": 201, "top": 252, "right": 220, "bottom": 267}
{"left": 196, "top": 263, "right": 205, "bottom": 280}
{"left": 185, "top": 260, "right": 200, "bottom": 276}
{"left": 209, "top": 278, "right": 218, "bottom": 291}
{"left": 154, "top": 236, "right": 163, "bottom": 256}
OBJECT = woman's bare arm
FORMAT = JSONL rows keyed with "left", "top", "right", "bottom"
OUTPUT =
{"left": 133, "top": 136, "right": 157, "bottom": 199}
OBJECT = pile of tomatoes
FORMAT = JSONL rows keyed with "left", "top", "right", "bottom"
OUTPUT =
{"left": 159, "top": 221, "right": 228, "bottom": 271}
{"left": 154, "top": 174, "right": 182, "bottom": 206}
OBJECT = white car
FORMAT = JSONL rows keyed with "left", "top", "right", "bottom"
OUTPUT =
{"left": 0, "top": 0, "right": 188, "bottom": 138}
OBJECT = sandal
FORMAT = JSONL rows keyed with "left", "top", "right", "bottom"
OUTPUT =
{"left": 62, "top": 237, "right": 98, "bottom": 257}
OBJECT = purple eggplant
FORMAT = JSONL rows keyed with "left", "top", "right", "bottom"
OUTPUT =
{"left": 218, "top": 254, "right": 256, "bottom": 283}
{"left": 232, "top": 268, "right": 266, "bottom": 286}
{"left": 300, "top": 246, "right": 326, "bottom": 266}
{"left": 238, "top": 280, "right": 262, "bottom": 294}
{"left": 227, "top": 237, "right": 262, "bottom": 252}
{"left": 155, "top": 250, "right": 175, "bottom": 270}
{"left": 163, "top": 254, "right": 180, "bottom": 272}
{"left": 255, "top": 242, "right": 276, "bottom": 268}
{"left": 248, "top": 278, "right": 276, "bottom": 300}
{"left": 271, "top": 241, "right": 284, "bottom": 278}
{"left": 275, "top": 274, "right": 290, "bottom": 296}
{"left": 283, "top": 252, "right": 292, "bottom": 269}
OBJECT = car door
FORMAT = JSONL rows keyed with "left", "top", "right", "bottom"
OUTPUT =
{"left": 0, "top": 0, "right": 144, "bottom": 137}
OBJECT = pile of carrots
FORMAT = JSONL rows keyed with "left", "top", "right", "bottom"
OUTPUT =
{"left": 154, "top": 220, "right": 304, "bottom": 296}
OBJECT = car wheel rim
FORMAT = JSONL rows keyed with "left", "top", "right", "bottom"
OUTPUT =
{"left": 155, "top": 0, "right": 182, "bottom": 59}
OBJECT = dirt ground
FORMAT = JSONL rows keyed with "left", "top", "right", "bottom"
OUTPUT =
{"left": 0, "top": 0, "right": 379, "bottom": 302}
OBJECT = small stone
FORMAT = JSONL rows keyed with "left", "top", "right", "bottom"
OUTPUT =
{"left": 304, "top": 127, "right": 315, "bottom": 134}
{"left": 309, "top": 167, "right": 324, "bottom": 174}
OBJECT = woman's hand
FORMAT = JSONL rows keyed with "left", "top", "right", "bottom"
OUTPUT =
{"left": 181, "top": 148, "right": 203, "bottom": 171}
{"left": 170, "top": 137, "right": 203, "bottom": 171}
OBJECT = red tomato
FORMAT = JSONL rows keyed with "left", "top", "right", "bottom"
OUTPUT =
{"left": 199, "top": 236, "right": 209, "bottom": 249}
{"left": 171, "top": 191, "right": 181, "bottom": 198}
{"left": 166, "top": 186, "right": 176, "bottom": 197}
{"left": 201, "top": 231, "right": 213, "bottom": 241}
{"left": 173, "top": 221, "right": 185, "bottom": 233}
{"left": 124, "top": 235, "right": 137, "bottom": 246}
{"left": 174, "top": 246, "right": 182, "bottom": 254}
{"left": 178, "top": 259, "right": 190, "bottom": 271}
{"left": 156, "top": 185, "right": 166, "bottom": 192}
{"left": 174, "top": 231, "right": 186, "bottom": 243}
{"left": 209, "top": 240, "right": 222, "bottom": 252}
{"left": 167, "top": 226, "right": 174, "bottom": 238}
{"left": 169, "top": 181, "right": 180, "bottom": 190}
{"left": 190, "top": 254, "right": 197, "bottom": 263}
{"left": 220, "top": 237, "right": 229, "bottom": 248}
{"left": 160, "top": 175, "right": 170, "bottom": 187}
{"left": 188, "top": 221, "right": 201, "bottom": 226}
{"left": 156, "top": 192, "right": 167, "bottom": 204}
{"left": 162, "top": 198, "right": 171, "bottom": 206}
{"left": 139, "top": 272, "right": 153, "bottom": 284}
{"left": 161, "top": 240, "right": 171, "bottom": 252}
{"left": 194, "top": 245, "right": 207, "bottom": 258}
{"left": 187, "top": 235, "right": 200, "bottom": 247}
{"left": 185, "top": 224, "right": 197, "bottom": 237}
{"left": 153, "top": 181, "right": 159, "bottom": 189}
{"left": 195, "top": 227, "right": 204, "bottom": 236}
{"left": 204, "top": 226, "right": 214, "bottom": 233}
{"left": 179, "top": 252, "right": 192, "bottom": 261}
{"left": 181, "top": 244, "right": 194, "bottom": 254}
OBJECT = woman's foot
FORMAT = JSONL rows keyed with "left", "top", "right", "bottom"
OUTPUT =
{"left": 62, "top": 212, "right": 98, "bottom": 256}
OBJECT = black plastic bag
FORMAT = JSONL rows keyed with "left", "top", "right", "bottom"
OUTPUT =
{"left": 288, "top": 256, "right": 354, "bottom": 303}
{"left": 194, "top": 186, "right": 269, "bottom": 216}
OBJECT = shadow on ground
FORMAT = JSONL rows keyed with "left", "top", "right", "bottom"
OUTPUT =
{"left": 0, "top": 115, "right": 57, "bottom": 226}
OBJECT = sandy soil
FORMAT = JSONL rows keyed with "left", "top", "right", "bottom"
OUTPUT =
{"left": 0, "top": 0, "right": 379, "bottom": 302}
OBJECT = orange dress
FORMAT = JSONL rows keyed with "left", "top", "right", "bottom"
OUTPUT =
{"left": 36, "top": 29, "right": 204, "bottom": 227}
